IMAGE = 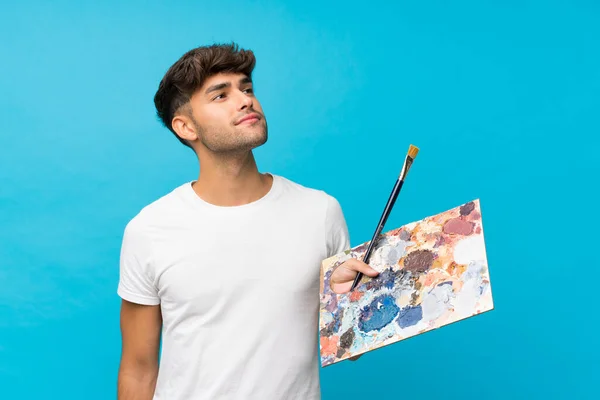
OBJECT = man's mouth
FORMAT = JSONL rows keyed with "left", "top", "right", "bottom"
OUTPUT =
{"left": 235, "top": 113, "right": 261, "bottom": 125}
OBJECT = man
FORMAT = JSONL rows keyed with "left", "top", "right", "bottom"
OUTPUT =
{"left": 117, "top": 43, "right": 379, "bottom": 400}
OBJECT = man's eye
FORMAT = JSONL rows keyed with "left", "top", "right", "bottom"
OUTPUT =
{"left": 243, "top": 88, "right": 253, "bottom": 94}
{"left": 213, "top": 93, "right": 225, "bottom": 100}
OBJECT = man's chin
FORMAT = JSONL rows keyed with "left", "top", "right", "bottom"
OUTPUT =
{"left": 245, "top": 131, "right": 268, "bottom": 149}
{"left": 219, "top": 135, "right": 268, "bottom": 154}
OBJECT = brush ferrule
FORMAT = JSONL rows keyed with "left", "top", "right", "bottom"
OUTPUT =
{"left": 399, "top": 155, "right": 414, "bottom": 181}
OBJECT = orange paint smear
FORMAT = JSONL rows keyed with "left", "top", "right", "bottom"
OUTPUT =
{"left": 320, "top": 335, "right": 339, "bottom": 357}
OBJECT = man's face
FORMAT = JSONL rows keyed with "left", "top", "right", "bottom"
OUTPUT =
{"left": 186, "top": 72, "right": 268, "bottom": 153}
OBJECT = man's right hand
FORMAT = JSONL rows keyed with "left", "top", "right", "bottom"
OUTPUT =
{"left": 117, "top": 300, "right": 162, "bottom": 400}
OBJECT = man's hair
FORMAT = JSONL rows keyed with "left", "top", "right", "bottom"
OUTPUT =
{"left": 153, "top": 42, "right": 256, "bottom": 148}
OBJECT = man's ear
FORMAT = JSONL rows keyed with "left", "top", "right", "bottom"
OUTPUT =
{"left": 171, "top": 113, "right": 198, "bottom": 143}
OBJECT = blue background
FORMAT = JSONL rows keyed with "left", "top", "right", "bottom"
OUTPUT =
{"left": 1, "top": 0, "right": 598, "bottom": 398}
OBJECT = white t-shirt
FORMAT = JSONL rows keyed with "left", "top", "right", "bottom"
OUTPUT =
{"left": 117, "top": 174, "right": 350, "bottom": 400}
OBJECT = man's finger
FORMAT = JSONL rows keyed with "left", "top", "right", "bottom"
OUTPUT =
{"left": 345, "top": 259, "right": 379, "bottom": 277}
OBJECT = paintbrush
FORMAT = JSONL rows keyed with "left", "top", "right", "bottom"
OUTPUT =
{"left": 349, "top": 144, "right": 419, "bottom": 291}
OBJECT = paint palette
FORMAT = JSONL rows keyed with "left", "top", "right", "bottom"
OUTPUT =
{"left": 319, "top": 199, "right": 494, "bottom": 366}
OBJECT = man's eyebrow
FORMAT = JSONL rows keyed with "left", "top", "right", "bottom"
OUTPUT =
{"left": 205, "top": 82, "right": 230, "bottom": 94}
{"left": 204, "top": 77, "right": 252, "bottom": 95}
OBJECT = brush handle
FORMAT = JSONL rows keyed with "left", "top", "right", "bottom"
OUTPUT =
{"left": 350, "top": 178, "right": 404, "bottom": 291}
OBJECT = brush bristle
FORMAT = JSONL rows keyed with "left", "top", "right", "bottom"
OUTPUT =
{"left": 408, "top": 144, "right": 419, "bottom": 159}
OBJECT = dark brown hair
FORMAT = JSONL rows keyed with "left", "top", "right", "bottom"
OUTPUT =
{"left": 153, "top": 42, "right": 256, "bottom": 148}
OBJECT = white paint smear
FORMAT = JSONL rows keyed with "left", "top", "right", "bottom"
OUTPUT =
{"left": 453, "top": 234, "right": 486, "bottom": 265}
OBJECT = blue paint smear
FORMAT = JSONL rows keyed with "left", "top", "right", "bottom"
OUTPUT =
{"left": 397, "top": 305, "right": 423, "bottom": 328}
{"left": 366, "top": 268, "right": 401, "bottom": 291}
{"left": 332, "top": 308, "right": 344, "bottom": 332}
{"left": 358, "top": 294, "right": 400, "bottom": 332}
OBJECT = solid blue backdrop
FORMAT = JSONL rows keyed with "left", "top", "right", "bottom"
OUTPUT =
{"left": 1, "top": 0, "right": 598, "bottom": 398}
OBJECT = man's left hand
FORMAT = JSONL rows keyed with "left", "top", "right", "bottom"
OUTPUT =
{"left": 329, "top": 258, "right": 379, "bottom": 294}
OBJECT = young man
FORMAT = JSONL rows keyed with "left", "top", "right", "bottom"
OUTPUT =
{"left": 117, "top": 43, "right": 379, "bottom": 400}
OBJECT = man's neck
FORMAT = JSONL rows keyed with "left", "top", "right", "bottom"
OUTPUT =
{"left": 192, "top": 151, "right": 273, "bottom": 207}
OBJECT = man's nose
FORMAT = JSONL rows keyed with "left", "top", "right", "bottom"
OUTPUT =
{"left": 237, "top": 90, "right": 253, "bottom": 110}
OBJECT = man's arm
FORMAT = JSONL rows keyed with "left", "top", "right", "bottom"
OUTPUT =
{"left": 117, "top": 299, "right": 162, "bottom": 400}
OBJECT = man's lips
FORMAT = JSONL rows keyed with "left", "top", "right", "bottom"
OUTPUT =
{"left": 235, "top": 113, "right": 261, "bottom": 125}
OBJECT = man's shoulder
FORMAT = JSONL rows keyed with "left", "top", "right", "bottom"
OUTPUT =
{"left": 275, "top": 174, "right": 338, "bottom": 205}
{"left": 123, "top": 182, "right": 190, "bottom": 232}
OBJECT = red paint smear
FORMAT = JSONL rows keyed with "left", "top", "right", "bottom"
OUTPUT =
{"left": 443, "top": 218, "right": 474, "bottom": 235}
{"left": 350, "top": 290, "right": 364, "bottom": 302}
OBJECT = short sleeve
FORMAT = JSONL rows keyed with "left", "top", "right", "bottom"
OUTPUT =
{"left": 325, "top": 195, "right": 351, "bottom": 257}
{"left": 117, "top": 220, "right": 160, "bottom": 305}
